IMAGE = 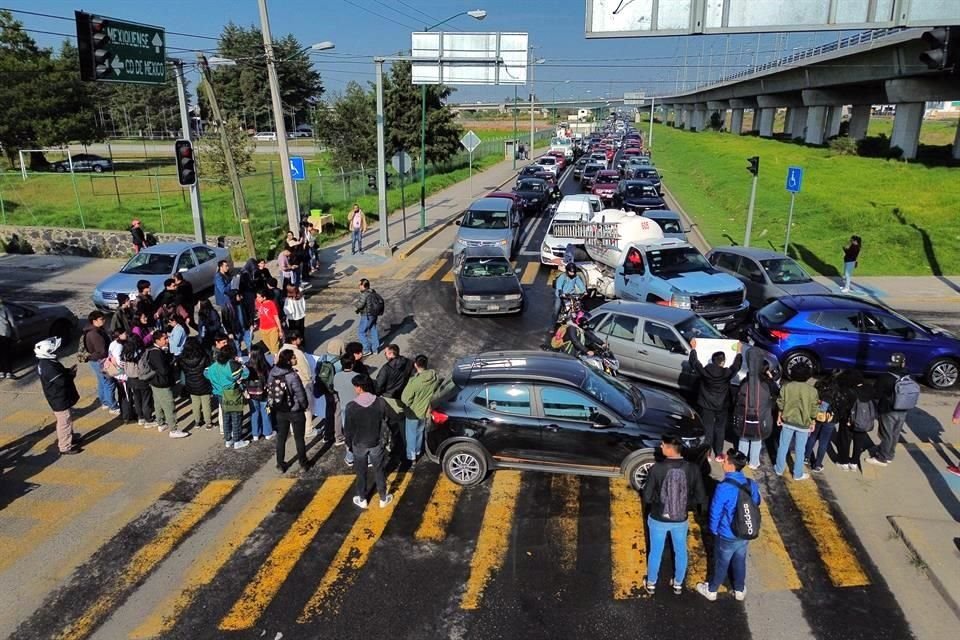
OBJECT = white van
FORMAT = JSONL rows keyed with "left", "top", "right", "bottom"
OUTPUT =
{"left": 539, "top": 194, "right": 603, "bottom": 265}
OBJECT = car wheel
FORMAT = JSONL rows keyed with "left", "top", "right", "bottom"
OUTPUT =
{"left": 49, "top": 320, "right": 73, "bottom": 343}
{"left": 442, "top": 443, "right": 488, "bottom": 487}
{"left": 93, "top": 165, "right": 103, "bottom": 173}
{"left": 55, "top": 165, "right": 66, "bottom": 173}
{"left": 783, "top": 350, "right": 819, "bottom": 377}
{"left": 926, "top": 358, "right": 959, "bottom": 390}
{"left": 625, "top": 454, "right": 656, "bottom": 492}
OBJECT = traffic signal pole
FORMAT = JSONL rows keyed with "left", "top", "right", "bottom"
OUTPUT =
{"left": 744, "top": 156, "right": 760, "bottom": 247}
{"left": 172, "top": 59, "right": 205, "bottom": 244}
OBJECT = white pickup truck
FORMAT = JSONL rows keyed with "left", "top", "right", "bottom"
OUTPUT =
{"left": 540, "top": 195, "right": 603, "bottom": 265}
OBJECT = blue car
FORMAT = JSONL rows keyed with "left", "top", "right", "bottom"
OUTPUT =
{"left": 748, "top": 295, "right": 960, "bottom": 390}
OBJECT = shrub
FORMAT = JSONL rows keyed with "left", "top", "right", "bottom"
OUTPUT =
{"left": 709, "top": 112, "right": 724, "bottom": 130}
{"left": 828, "top": 136, "right": 859, "bottom": 156}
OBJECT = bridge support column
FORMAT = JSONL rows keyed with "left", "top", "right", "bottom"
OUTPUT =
{"left": 679, "top": 107, "right": 690, "bottom": 128}
{"left": 787, "top": 107, "right": 808, "bottom": 139}
{"left": 730, "top": 109, "right": 744, "bottom": 134}
{"left": 826, "top": 106, "right": 843, "bottom": 138}
{"left": 758, "top": 108, "right": 775, "bottom": 138}
{"left": 848, "top": 105, "right": 871, "bottom": 140}
{"left": 805, "top": 106, "right": 828, "bottom": 145}
{"left": 691, "top": 105, "right": 707, "bottom": 132}
{"left": 783, "top": 108, "right": 793, "bottom": 135}
{"left": 953, "top": 119, "right": 960, "bottom": 160}
{"left": 890, "top": 102, "right": 924, "bottom": 160}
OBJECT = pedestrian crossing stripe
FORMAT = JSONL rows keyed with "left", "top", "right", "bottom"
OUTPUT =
{"left": 609, "top": 479, "right": 646, "bottom": 599}
{"left": 414, "top": 474, "right": 463, "bottom": 543}
{"left": 415, "top": 256, "right": 449, "bottom": 281}
{"left": 548, "top": 474, "right": 580, "bottom": 572}
{"left": 1, "top": 409, "right": 51, "bottom": 429}
{"left": 520, "top": 261, "right": 540, "bottom": 285}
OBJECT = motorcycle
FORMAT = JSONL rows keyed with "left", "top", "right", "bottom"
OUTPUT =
{"left": 556, "top": 293, "right": 585, "bottom": 325}
{"left": 579, "top": 346, "right": 620, "bottom": 376}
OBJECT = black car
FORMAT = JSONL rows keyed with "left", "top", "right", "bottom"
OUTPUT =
{"left": 572, "top": 156, "right": 590, "bottom": 180}
{"left": 612, "top": 180, "right": 665, "bottom": 212}
{"left": 519, "top": 164, "right": 544, "bottom": 178}
{"left": 50, "top": 153, "right": 113, "bottom": 173}
{"left": 512, "top": 178, "right": 550, "bottom": 215}
{"left": 580, "top": 163, "right": 605, "bottom": 191}
{"left": 425, "top": 351, "right": 706, "bottom": 491}
{"left": 453, "top": 247, "right": 524, "bottom": 316}
{"left": 630, "top": 167, "right": 662, "bottom": 194}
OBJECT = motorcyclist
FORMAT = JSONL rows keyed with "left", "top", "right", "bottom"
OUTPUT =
{"left": 554, "top": 262, "right": 587, "bottom": 319}
{"left": 562, "top": 311, "right": 603, "bottom": 357}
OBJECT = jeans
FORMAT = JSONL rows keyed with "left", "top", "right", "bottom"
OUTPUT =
{"left": 128, "top": 379, "right": 154, "bottom": 422}
{"left": 646, "top": 516, "right": 689, "bottom": 586}
{"left": 351, "top": 229, "right": 363, "bottom": 254}
{"left": 151, "top": 385, "right": 176, "bottom": 429}
{"left": 275, "top": 410, "right": 308, "bottom": 468}
{"left": 357, "top": 315, "right": 380, "bottom": 354}
{"left": 0, "top": 335, "right": 13, "bottom": 374}
{"left": 233, "top": 328, "right": 253, "bottom": 357}
{"left": 353, "top": 443, "right": 387, "bottom": 500}
{"left": 738, "top": 438, "right": 762, "bottom": 467}
{"left": 805, "top": 421, "right": 836, "bottom": 467}
{"left": 89, "top": 361, "right": 119, "bottom": 410}
{"left": 700, "top": 408, "right": 727, "bottom": 457}
{"left": 843, "top": 261, "right": 856, "bottom": 290}
{"left": 249, "top": 398, "right": 272, "bottom": 437}
{"left": 342, "top": 408, "right": 354, "bottom": 465}
{"left": 223, "top": 411, "right": 243, "bottom": 443}
{"left": 405, "top": 417, "right": 424, "bottom": 460}
{"left": 709, "top": 536, "right": 749, "bottom": 592}
{"left": 774, "top": 424, "right": 811, "bottom": 478}
{"left": 190, "top": 394, "right": 213, "bottom": 428}
{"left": 877, "top": 411, "right": 907, "bottom": 462}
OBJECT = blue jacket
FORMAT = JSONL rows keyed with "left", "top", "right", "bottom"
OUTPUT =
{"left": 555, "top": 273, "right": 586, "bottom": 297}
{"left": 709, "top": 471, "right": 762, "bottom": 540}
{"left": 214, "top": 272, "right": 230, "bottom": 307}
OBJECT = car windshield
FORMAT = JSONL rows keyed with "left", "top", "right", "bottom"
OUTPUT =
{"left": 539, "top": 157, "right": 556, "bottom": 166}
{"left": 583, "top": 165, "right": 601, "bottom": 175}
{"left": 517, "top": 180, "right": 544, "bottom": 192}
{"left": 760, "top": 258, "right": 812, "bottom": 284}
{"left": 595, "top": 175, "right": 618, "bottom": 185}
{"left": 635, "top": 170, "right": 658, "bottom": 179}
{"left": 462, "top": 209, "right": 510, "bottom": 229}
{"left": 120, "top": 252, "right": 175, "bottom": 275}
{"left": 676, "top": 316, "right": 723, "bottom": 342}
{"left": 461, "top": 257, "right": 512, "bottom": 277}
{"left": 647, "top": 247, "right": 712, "bottom": 275}
{"left": 624, "top": 184, "right": 658, "bottom": 198}
{"left": 581, "top": 368, "right": 638, "bottom": 418}
{"left": 650, "top": 218, "right": 683, "bottom": 234}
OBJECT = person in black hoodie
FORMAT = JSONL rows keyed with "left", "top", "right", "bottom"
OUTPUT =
{"left": 689, "top": 346, "right": 743, "bottom": 463}
{"left": 733, "top": 348, "right": 777, "bottom": 470}
{"left": 807, "top": 370, "right": 853, "bottom": 472}
{"left": 145, "top": 330, "right": 187, "bottom": 438}
{"left": 36, "top": 337, "right": 82, "bottom": 455}
{"left": 269, "top": 349, "right": 311, "bottom": 473}
{"left": 375, "top": 343, "right": 413, "bottom": 407}
{"left": 866, "top": 352, "right": 915, "bottom": 466}
{"left": 179, "top": 337, "right": 214, "bottom": 430}
{"left": 345, "top": 374, "right": 401, "bottom": 510}
{"left": 836, "top": 370, "right": 876, "bottom": 470}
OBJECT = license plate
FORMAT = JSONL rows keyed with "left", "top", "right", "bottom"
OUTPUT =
{"left": 713, "top": 322, "right": 726, "bottom": 331}
{"left": 487, "top": 304, "right": 500, "bottom": 311}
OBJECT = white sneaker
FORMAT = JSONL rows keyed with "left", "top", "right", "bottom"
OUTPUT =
{"left": 225, "top": 441, "right": 234, "bottom": 448}
{"left": 748, "top": 463, "right": 761, "bottom": 471}
{"left": 865, "top": 456, "right": 888, "bottom": 467}
{"left": 379, "top": 494, "right": 394, "bottom": 509}
{"left": 353, "top": 496, "right": 368, "bottom": 509}
{"left": 735, "top": 589, "right": 746, "bottom": 601}
{"left": 137, "top": 419, "right": 146, "bottom": 426}
{"left": 168, "top": 430, "right": 189, "bottom": 439}
{"left": 794, "top": 474, "right": 810, "bottom": 481}
{"left": 143, "top": 421, "right": 157, "bottom": 429}
{"left": 265, "top": 433, "right": 276, "bottom": 440}
{"left": 233, "top": 440, "right": 250, "bottom": 450}
{"left": 695, "top": 582, "right": 717, "bottom": 601}
{"left": 305, "top": 429, "right": 318, "bottom": 439}
{"left": 157, "top": 424, "right": 168, "bottom": 433}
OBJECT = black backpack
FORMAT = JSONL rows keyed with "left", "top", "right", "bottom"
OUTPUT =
{"left": 722, "top": 478, "right": 762, "bottom": 540}
{"left": 267, "top": 374, "right": 294, "bottom": 413}
{"left": 367, "top": 290, "right": 385, "bottom": 317}
{"left": 658, "top": 467, "right": 689, "bottom": 522}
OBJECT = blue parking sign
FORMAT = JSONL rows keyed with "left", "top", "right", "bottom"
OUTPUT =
{"left": 290, "top": 156, "right": 306, "bottom": 182}
{"left": 785, "top": 166, "right": 803, "bottom": 193}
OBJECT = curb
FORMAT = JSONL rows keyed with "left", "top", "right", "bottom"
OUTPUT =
{"left": 887, "top": 515, "right": 960, "bottom": 621}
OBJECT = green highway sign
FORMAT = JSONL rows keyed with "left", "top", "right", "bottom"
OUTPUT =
{"left": 75, "top": 11, "right": 166, "bottom": 85}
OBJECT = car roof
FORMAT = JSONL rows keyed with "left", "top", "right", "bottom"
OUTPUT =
{"left": 597, "top": 170, "right": 620, "bottom": 176}
{"left": 709, "top": 245, "right": 793, "bottom": 261}
{"left": 452, "top": 351, "right": 588, "bottom": 387}
{"left": 515, "top": 177, "right": 547, "bottom": 185}
{"left": 643, "top": 210, "right": 681, "bottom": 220}
{"left": 778, "top": 294, "right": 894, "bottom": 313}
{"left": 623, "top": 179, "right": 656, "bottom": 187}
{"left": 468, "top": 197, "right": 512, "bottom": 211}
{"left": 461, "top": 246, "right": 511, "bottom": 259}
{"left": 593, "top": 300, "right": 697, "bottom": 323}
{"left": 487, "top": 191, "right": 520, "bottom": 200}
{"left": 142, "top": 242, "right": 198, "bottom": 253}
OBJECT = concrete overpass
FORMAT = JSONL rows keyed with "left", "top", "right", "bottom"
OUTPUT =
{"left": 450, "top": 97, "right": 626, "bottom": 114}
{"left": 655, "top": 28, "right": 960, "bottom": 160}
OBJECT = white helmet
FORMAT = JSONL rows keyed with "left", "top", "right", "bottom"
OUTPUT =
{"left": 34, "top": 336, "right": 62, "bottom": 359}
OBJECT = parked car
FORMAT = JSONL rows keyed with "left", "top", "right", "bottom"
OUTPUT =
{"left": 707, "top": 247, "right": 831, "bottom": 309}
{"left": 453, "top": 247, "right": 524, "bottom": 316}
{"left": 287, "top": 131, "right": 311, "bottom": 138}
{"left": 612, "top": 180, "right": 666, "bottom": 212}
{"left": 453, "top": 197, "right": 522, "bottom": 260}
{"left": 642, "top": 210, "right": 687, "bottom": 241}
{"left": 748, "top": 295, "right": 960, "bottom": 389}
{"left": 425, "top": 351, "right": 706, "bottom": 491}
{"left": 511, "top": 178, "right": 551, "bottom": 216}
{"left": 253, "top": 132, "right": 277, "bottom": 141}
{"left": 519, "top": 164, "right": 544, "bottom": 177}
{"left": 4, "top": 300, "right": 78, "bottom": 351}
{"left": 92, "top": 242, "right": 231, "bottom": 311}
{"left": 50, "top": 154, "right": 112, "bottom": 173}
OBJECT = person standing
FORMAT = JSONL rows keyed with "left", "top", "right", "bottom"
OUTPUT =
{"left": 641, "top": 434, "right": 707, "bottom": 595}
{"left": 107, "top": 329, "right": 135, "bottom": 422}
{"left": 134, "top": 279, "right": 156, "bottom": 320}
{"left": 196, "top": 299, "right": 223, "bottom": 351}
{"left": 696, "top": 450, "right": 762, "bottom": 602}
{"left": 774, "top": 363, "right": 820, "bottom": 481}
{"left": 806, "top": 371, "right": 850, "bottom": 472}
{"left": 283, "top": 285, "right": 306, "bottom": 335}
{"left": 277, "top": 246, "right": 298, "bottom": 289}
{"left": 334, "top": 355, "right": 358, "bottom": 462}
{"left": 836, "top": 370, "right": 878, "bottom": 470}
{"left": 108, "top": 293, "right": 136, "bottom": 337}
{"left": 354, "top": 278, "right": 382, "bottom": 356}
{"left": 688, "top": 347, "right": 743, "bottom": 463}
{"left": 840, "top": 235, "right": 861, "bottom": 293}
{"left": 35, "top": 337, "right": 82, "bottom": 455}
{"left": 82, "top": 311, "right": 120, "bottom": 414}
{"left": 214, "top": 260, "right": 232, "bottom": 313}
{"left": 732, "top": 349, "right": 776, "bottom": 470}
{"left": 130, "top": 219, "right": 147, "bottom": 253}
{"left": 313, "top": 338, "right": 345, "bottom": 445}
{"left": 0, "top": 296, "right": 19, "bottom": 379}
{"left": 268, "top": 349, "right": 311, "bottom": 472}
{"left": 348, "top": 204, "right": 367, "bottom": 255}
{"left": 205, "top": 344, "right": 250, "bottom": 449}
{"left": 173, "top": 273, "right": 196, "bottom": 326}
{"left": 344, "top": 374, "right": 400, "bottom": 509}
{"left": 400, "top": 355, "right": 439, "bottom": 463}
{"left": 866, "top": 353, "right": 919, "bottom": 467}
{"left": 167, "top": 314, "right": 188, "bottom": 359}
{"left": 179, "top": 337, "right": 214, "bottom": 431}
{"left": 280, "top": 330, "right": 314, "bottom": 438}
{"left": 122, "top": 336, "right": 155, "bottom": 427}
{"left": 255, "top": 288, "right": 284, "bottom": 355}
{"left": 145, "top": 331, "right": 188, "bottom": 438}
{"left": 244, "top": 345, "right": 274, "bottom": 441}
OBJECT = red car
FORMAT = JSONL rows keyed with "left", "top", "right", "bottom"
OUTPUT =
{"left": 605, "top": 148, "right": 615, "bottom": 163}
{"left": 548, "top": 150, "right": 567, "bottom": 170}
{"left": 591, "top": 170, "right": 620, "bottom": 202}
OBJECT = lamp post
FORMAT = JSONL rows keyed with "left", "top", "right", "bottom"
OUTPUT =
{"left": 419, "top": 9, "right": 487, "bottom": 230}
{"left": 529, "top": 54, "right": 545, "bottom": 156}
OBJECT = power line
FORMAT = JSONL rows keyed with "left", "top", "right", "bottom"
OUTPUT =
{"left": 395, "top": 0, "right": 449, "bottom": 27}
{"left": 340, "top": 0, "right": 420, "bottom": 30}
{"left": 0, "top": 7, "right": 221, "bottom": 42}
{"left": 368, "top": 0, "right": 454, "bottom": 30}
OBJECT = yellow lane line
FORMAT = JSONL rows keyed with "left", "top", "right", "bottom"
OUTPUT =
{"left": 520, "top": 262, "right": 540, "bottom": 285}
{"left": 1, "top": 409, "right": 51, "bottom": 428}
{"left": 392, "top": 254, "right": 434, "bottom": 280}
{"left": 609, "top": 480, "right": 646, "bottom": 599}
{"left": 783, "top": 479, "right": 870, "bottom": 588}
{"left": 218, "top": 475, "right": 352, "bottom": 631}
{"left": 130, "top": 478, "right": 296, "bottom": 639}
{"left": 414, "top": 474, "right": 464, "bottom": 543}
{"left": 752, "top": 499, "right": 802, "bottom": 592}
{"left": 440, "top": 265, "right": 456, "bottom": 282}
{"left": 549, "top": 474, "right": 580, "bottom": 572}
{"left": 460, "top": 471, "right": 522, "bottom": 610}
{"left": 685, "top": 513, "right": 710, "bottom": 589}
{"left": 57, "top": 480, "right": 238, "bottom": 640}
{"left": 547, "top": 270, "right": 559, "bottom": 286}
{"left": 415, "top": 256, "right": 449, "bottom": 281}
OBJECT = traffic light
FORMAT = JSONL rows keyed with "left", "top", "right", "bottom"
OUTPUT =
{"left": 76, "top": 11, "right": 113, "bottom": 81}
{"left": 175, "top": 140, "right": 197, "bottom": 186}
{"left": 747, "top": 156, "right": 760, "bottom": 176}
{"left": 919, "top": 27, "right": 958, "bottom": 70}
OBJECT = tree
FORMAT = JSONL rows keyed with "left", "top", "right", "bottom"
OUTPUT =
{"left": 196, "top": 115, "right": 255, "bottom": 186}
{"left": 384, "top": 60, "right": 462, "bottom": 166}
{"left": 95, "top": 80, "right": 185, "bottom": 137}
{"left": 313, "top": 82, "right": 377, "bottom": 169}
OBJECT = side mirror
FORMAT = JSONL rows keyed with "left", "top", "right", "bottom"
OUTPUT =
{"left": 590, "top": 411, "right": 612, "bottom": 428}
{"left": 454, "top": 220, "right": 461, "bottom": 226}
{"left": 178, "top": 267, "right": 189, "bottom": 273}
{"left": 904, "top": 328, "right": 917, "bottom": 340}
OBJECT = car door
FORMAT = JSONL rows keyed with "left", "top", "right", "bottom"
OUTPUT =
{"left": 639, "top": 320, "right": 688, "bottom": 387}
{"left": 807, "top": 310, "right": 864, "bottom": 370}
{"left": 534, "top": 384, "right": 621, "bottom": 468}
{"left": 469, "top": 384, "right": 545, "bottom": 462}
{"left": 8, "top": 303, "right": 44, "bottom": 347}
{"left": 191, "top": 245, "right": 219, "bottom": 289}
{"left": 593, "top": 313, "right": 642, "bottom": 375}
{"left": 859, "top": 310, "right": 931, "bottom": 373}
{"left": 175, "top": 249, "right": 200, "bottom": 287}
{"left": 735, "top": 257, "right": 769, "bottom": 308}
{"left": 614, "top": 246, "right": 646, "bottom": 302}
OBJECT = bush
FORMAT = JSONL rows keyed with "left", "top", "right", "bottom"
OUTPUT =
{"left": 828, "top": 136, "right": 858, "bottom": 156}
{"left": 709, "top": 112, "right": 724, "bottom": 131}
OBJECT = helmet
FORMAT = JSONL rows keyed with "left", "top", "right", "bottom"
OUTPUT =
{"left": 34, "top": 336, "right": 62, "bottom": 359}
{"left": 890, "top": 352, "right": 906, "bottom": 368}
{"left": 573, "top": 310, "right": 591, "bottom": 326}
{"left": 564, "top": 262, "right": 576, "bottom": 275}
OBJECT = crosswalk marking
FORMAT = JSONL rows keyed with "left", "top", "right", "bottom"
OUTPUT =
{"left": 2, "top": 409, "right": 50, "bottom": 428}
{"left": 130, "top": 478, "right": 296, "bottom": 639}
{"left": 783, "top": 479, "right": 870, "bottom": 588}
{"left": 547, "top": 269, "right": 559, "bottom": 286}
{"left": 58, "top": 480, "right": 237, "bottom": 640}
{"left": 461, "top": 470, "right": 522, "bottom": 610}
{"left": 416, "top": 256, "right": 449, "bottom": 281}
{"left": 609, "top": 479, "right": 646, "bottom": 599}
{"left": 218, "top": 475, "right": 352, "bottom": 631}
{"left": 415, "top": 474, "right": 463, "bottom": 543}
{"left": 549, "top": 475, "right": 580, "bottom": 572}
{"left": 392, "top": 254, "right": 434, "bottom": 280}
{"left": 685, "top": 513, "right": 710, "bottom": 589}
{"left": 753, "top": 499, "right": 802, "bottom": 592}
{"left": 440, "top": 265, "right": 455, "bottom": 282}
{"left": 520, "top": 261, "right": 540, "bottom": 285}
{"left": 298, "top": 472, "right": 415, "bottom": 622}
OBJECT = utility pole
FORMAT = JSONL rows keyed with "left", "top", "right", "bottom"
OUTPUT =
{"left": 529, "top": 45, "right": 536, "bottom": 157}
{"left": 171, "top": 59, "right": 205, "bottom": 244}
{"left": 648, "top": 96, "right": 654, "bottom": 149}
{"left": 258, "top": 0, "right": 300, "bottom": 234}
{"left": 512, "top": 85, "right": 518, "bottom": 170}
{"left": 744, "top": 156, "right": 760, "bottom": 247}
{"left": 374, "top": 58, "right": 390, "bottom": 254}
{"left": 196, "top": 53, "right": 257, "bottom": 258}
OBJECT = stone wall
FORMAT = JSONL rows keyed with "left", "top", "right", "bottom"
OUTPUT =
{"left": 0, "top": 224, "right": 245, "bottom": 259}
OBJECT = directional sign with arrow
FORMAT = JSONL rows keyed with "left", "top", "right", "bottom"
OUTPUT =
{"left": 75, "top": 11, "right": 166, "bottom": 85}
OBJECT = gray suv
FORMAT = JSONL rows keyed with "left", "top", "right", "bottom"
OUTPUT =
{"left": 453, "top": 197, "right": 521, "bottom": 260}
{"left": 706, "top": 246, "right": 831, "bottom": 309}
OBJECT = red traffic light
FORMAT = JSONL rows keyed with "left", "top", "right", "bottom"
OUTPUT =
{"left": 174, "top": 139, "right": 196, "bottom": 187}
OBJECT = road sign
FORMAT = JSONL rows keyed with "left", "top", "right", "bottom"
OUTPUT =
{"left": 624, "top": 91, "right": 646, "bottom": 105}
{"left": 786, "top": 166, "right": 803, "bottom": 193}
{"left": 460, "top": 130, "right": 481, "bottom": 153}
{"left": 289, "top": 157, "right": 306, "bottom": 182}
{"left": 75, "top": 12, "right": 166, "bottom": 85}
{"left": 391, "top": 151, "right": 413, "bottom": 175}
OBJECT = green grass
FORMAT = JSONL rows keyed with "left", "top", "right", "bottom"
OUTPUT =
{"left": 648, "top": 122, "right": 960, "bottom": 276}
{"left": 867, "top": 116, "right": 959, "bottom": 146}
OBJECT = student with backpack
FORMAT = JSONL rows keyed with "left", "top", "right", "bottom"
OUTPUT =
{"left": 696, "top": 449, "right": 762, "bottom": 602}
{"left": 807, "top": 370, "right": 854, "bottom": 472}
{"left": 245, "top": 346, "right": 274, "bottom": 441}
{"left": 774, "top": 363, "right": 820, "bottom": 481}
{"left": 688, "top": 346, "right": 743, "bottom": 463}
{"left": 145, "top": 331, "right": 188, "bottom": 438}
{"left": 204, "top": 344, "right": 250, "bottom": 449}
{"left": 865, "top": 353, "right": 919, "bottom": 467}
{"left": 179, "top": 337, "right": 214, "bottom": 431}
{"left": 836, "top": 370, "right": 878, "bottom": 470}
{"left": 641, "top": 434, "right": 708, "bottom": 596}
{"left": 732, "top": 349, "right": 777, "bottom": 470}
{"left": 121, "top": 335, "right": 155, "bottom": 427}
{"left": 313, "top": 339, "right": 345, "bottom": 445}
{"left": 268, "top": 349, "right": 311, "bottom": 472}
{"left": 354, "top": 278, "right": 384, "bottom": 356}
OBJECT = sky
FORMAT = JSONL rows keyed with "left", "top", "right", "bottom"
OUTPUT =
{"left": 4, "top": 0, "right": 851, "bottom": 104}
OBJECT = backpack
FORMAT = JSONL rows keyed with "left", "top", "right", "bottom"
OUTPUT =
{"left": 138, "top": 349, "right": 156, "bottom": 382}
{"left": 549, "top": 325, "right": 569, "bottom": 351}
{"left": 722, "top": 478, "right": 762, "bottom": 540}
{"left": 123, "top": 350, "right": 145, "bottom": 379}
{"left": 314, "top": 356, "right": 336, "bottom": 397}
{"left": 367, "top": 290, "right": 385, "bottom": 317}
{"left": 851, "top": 397, "right": 876, "bottom": 432}
{"left": 658, "top": 466, "right": 689, "bottom": 522}
{"left": 77, "top": 331, "right": 91, "bottom": 363}
{"left": 267, "top": 374, "right": 294, "bottom": 413}
{"left": 891, "top": 373, "right": 920, "bottom": 411}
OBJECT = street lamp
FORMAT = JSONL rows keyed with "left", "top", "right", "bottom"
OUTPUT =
{"left": 418, "top": 9, "right": 487, "bottom": 230}
{"left": 529, "top": 55, "right": 545, "bottom": 155}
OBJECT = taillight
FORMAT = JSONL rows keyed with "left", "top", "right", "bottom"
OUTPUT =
{"left": 430, "top": 409, "right": 449, "bottom": 425}
{"left": 769, "top": 329, "right": 790, "bottom": 340}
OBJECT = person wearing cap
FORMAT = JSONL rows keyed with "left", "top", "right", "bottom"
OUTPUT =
{"left": 130, "top": 219, "right": 147, "bottom": 253}
{"left": 554, "top": 262, "right": 586, "bottom": 320}
{"left": 35, "top": 337, "right": 82, "bottom": 455}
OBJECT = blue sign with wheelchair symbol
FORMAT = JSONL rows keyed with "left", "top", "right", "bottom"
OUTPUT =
{"left": 785, "top": 166, "right": 803, "bottom": 193}
{"left": 290, "top": 156, "right": 305, "bottom": 182}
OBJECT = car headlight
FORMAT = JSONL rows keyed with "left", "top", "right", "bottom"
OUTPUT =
{"left": 497, "top": 239, "right": 508, "bottom": 246}
{"left": 504, "top": 294, "right": 522, "bottom": 301}
{"left": 462, "top": 295, "right": 483, "bottom": 301}
{"left": 670, "top": 293, "right": 692, "bottom": 309}
{"left": 455, "top": 237, "right": 467, "bottom": 245}
{"left": 541, "top": 242, "right": 550, "bottom": 253}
